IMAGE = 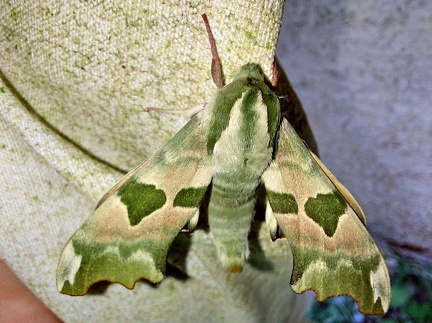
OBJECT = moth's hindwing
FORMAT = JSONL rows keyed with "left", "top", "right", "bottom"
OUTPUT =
{"left": 57, "top": 115, "right": 213, "bottom": 295}
{"left": 262, "top": 120, "right": 391, "bottom": 315}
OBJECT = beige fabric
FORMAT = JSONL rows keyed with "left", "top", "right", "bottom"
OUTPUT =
{"left": 0, "top": 1, "right": 313, "bottom": 321}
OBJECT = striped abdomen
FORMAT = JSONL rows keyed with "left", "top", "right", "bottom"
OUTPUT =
{"left": 208, "top": 171, "right": 262, "bottom": 272}
{"left": 207, "top": 84, "right": 279, "bottom": 272}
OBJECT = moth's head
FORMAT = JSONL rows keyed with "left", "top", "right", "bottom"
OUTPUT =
{"left": 232, "top": 63, "right": 264, "bottom": 83}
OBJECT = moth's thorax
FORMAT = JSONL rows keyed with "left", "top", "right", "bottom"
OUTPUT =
{"left": 212, "top": 88, "right": 274, "bottom": 177}
{"left": 206, "top": 65, "right": 281, "bottom": 175}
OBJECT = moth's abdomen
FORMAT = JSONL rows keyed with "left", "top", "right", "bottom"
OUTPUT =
{"left": 208, "top": 173, "right": 259, "bottom": 273}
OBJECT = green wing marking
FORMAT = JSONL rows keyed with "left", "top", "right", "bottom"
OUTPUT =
{"left": 118, "top": 181, "right": 167, "bottom": 225}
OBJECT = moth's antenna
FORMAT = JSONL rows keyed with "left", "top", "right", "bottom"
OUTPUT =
{"left": 202, "top": 14, "right": 225, "bottom": 88}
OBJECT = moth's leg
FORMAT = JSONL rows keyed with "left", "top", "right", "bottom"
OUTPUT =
{"left": 145, "top": 104, "right": 205, "bottom": 118}
{"left": 265, "top": 200, "right": 279, "bottom": 241}
{"left": 187, "top": 209, "right": 200, "bottom": 232}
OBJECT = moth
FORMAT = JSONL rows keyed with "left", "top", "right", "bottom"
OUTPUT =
{"left": 57, "top": 14, "right": 390, "bottom": 315}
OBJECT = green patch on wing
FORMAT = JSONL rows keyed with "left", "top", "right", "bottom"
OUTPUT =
{"left": 266, "top": 191, "right": 298, "bottom": 214}
{"left": 118, "top": 180, "right": 166, "bottom": 225}
{"left": 289, "top": 244, "right": 386, "bottom": 314}
{"left": 304, "top": 192, "right": 347, "bottom": 237}
{"left": 59, "top": 238, "right": 166, "bottom": 295}
{"left": 173, "top": 187, "right": 208, "bottom": 208}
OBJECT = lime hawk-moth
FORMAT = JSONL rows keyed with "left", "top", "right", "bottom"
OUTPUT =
{"left": 57, "top": 14, "right": 390, "bottom": 315}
